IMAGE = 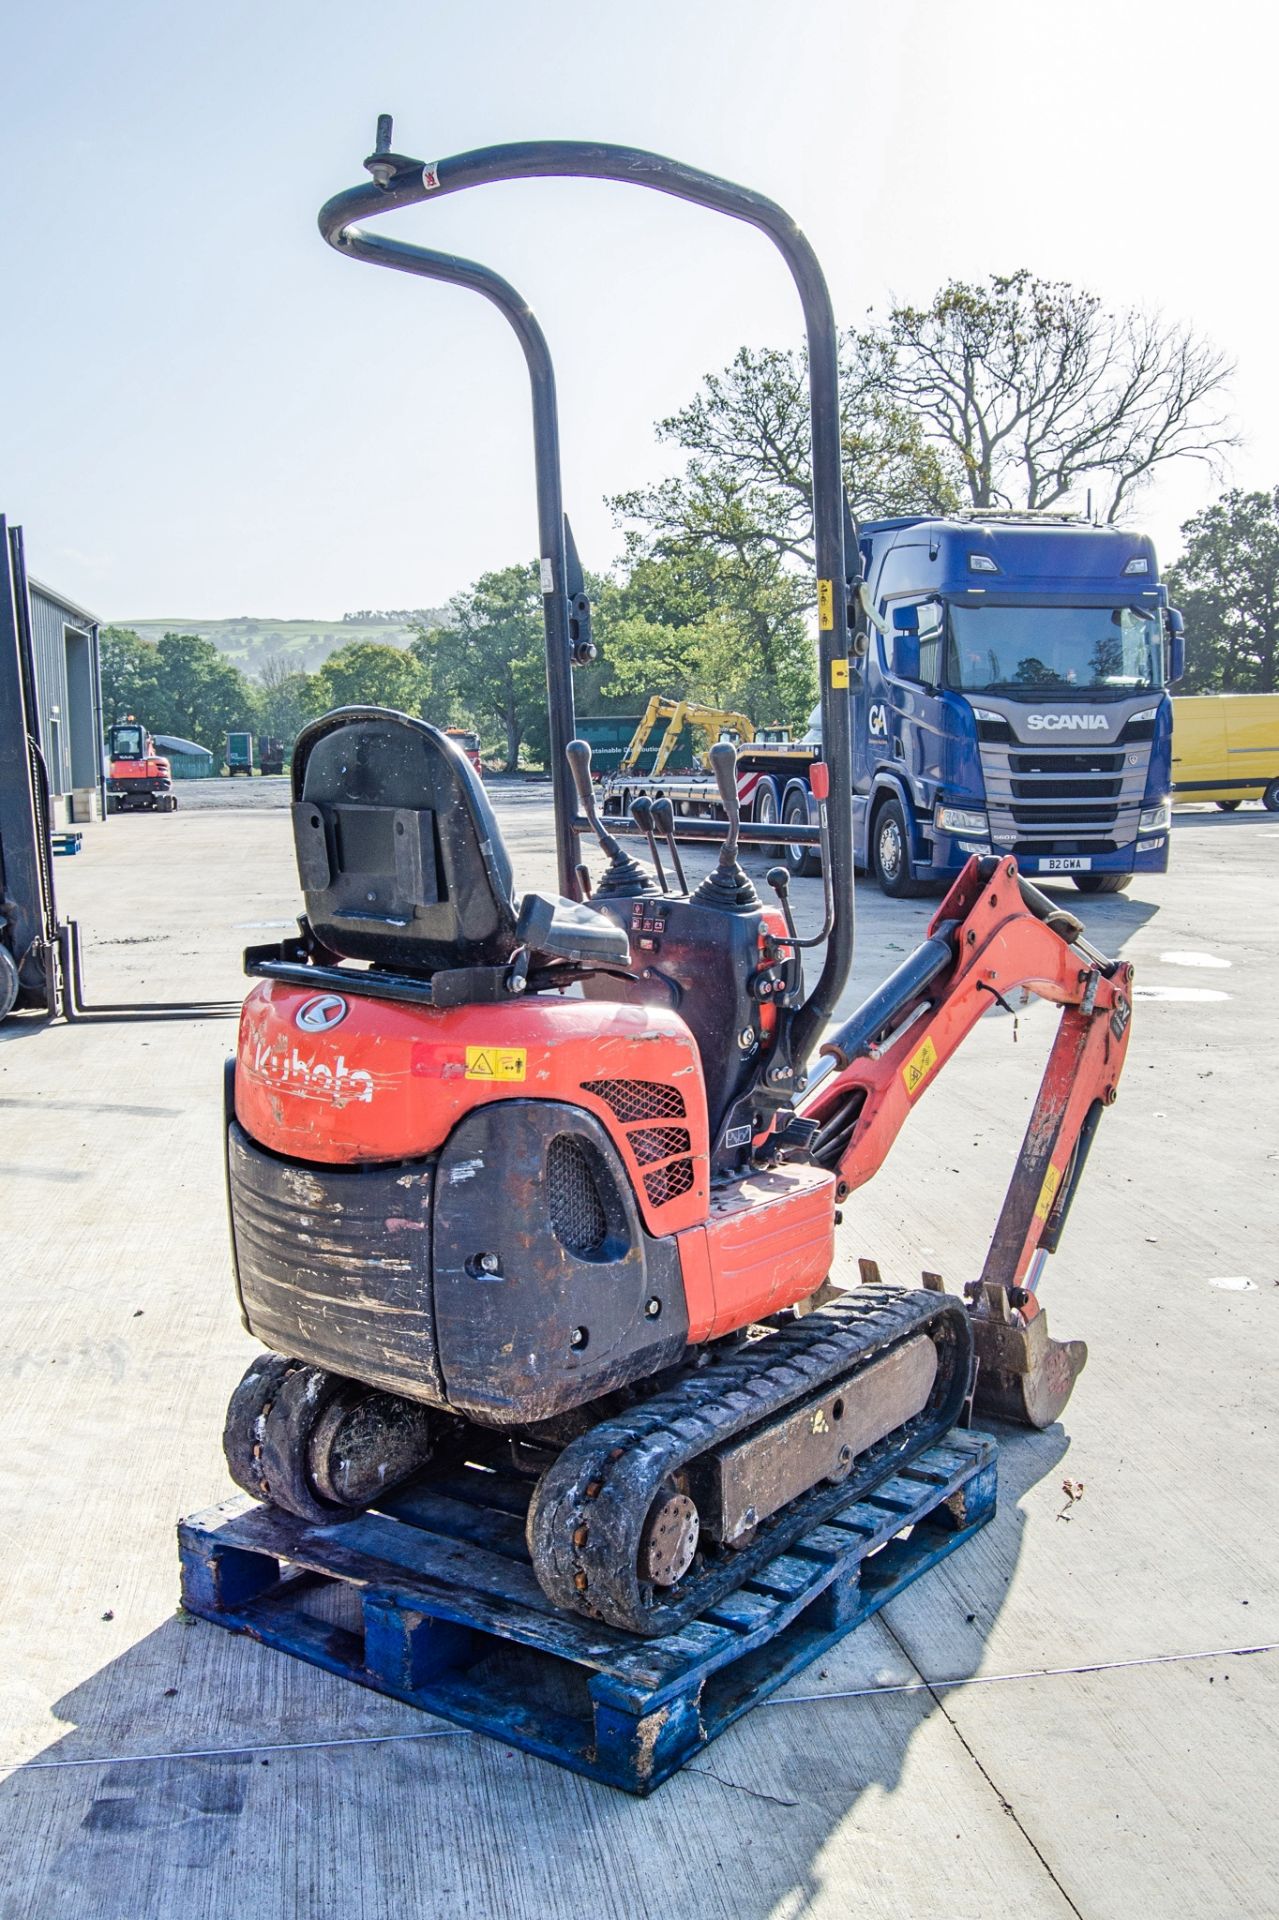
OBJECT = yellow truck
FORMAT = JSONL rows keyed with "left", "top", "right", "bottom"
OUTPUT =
{"left": 1171, "top": 694, "right": 1279, "bottom": 811}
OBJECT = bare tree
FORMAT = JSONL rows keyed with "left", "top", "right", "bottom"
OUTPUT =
{"left": 860, "top": 271, "right": 1236, "bottom": 521}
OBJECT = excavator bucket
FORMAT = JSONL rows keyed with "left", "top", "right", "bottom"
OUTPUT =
{"left": 967, "top": 1283, "right": 1087, "bottom": 1430}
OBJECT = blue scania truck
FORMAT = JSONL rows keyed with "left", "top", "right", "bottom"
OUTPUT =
{"left": 807, "top": 511, "right": 1184, "bottom": 896}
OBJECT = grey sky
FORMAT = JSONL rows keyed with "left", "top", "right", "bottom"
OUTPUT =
{"left": 2, "top": 0, "right": 1268, "bottom": 621}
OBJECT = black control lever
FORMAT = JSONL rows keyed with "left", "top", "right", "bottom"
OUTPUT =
{"left": 709, "top": 741, "right": 741, "bottom": 870}
{"left": 630, "top": 796, "right": 668, "bottom": 892}
{"left": 766, "top": 865, "right": 799, "bottom": 943}
{"left": 566, "top": 739, "right": 620, "bottom": 857}
{"left": 651, "top": 797, "right": 688, "bottom": 893}
{"left": 565, "top": 740, "right": 658, "bottom": 900}
{"left": 691, "top": 741, "right": 760, "bottom": 913}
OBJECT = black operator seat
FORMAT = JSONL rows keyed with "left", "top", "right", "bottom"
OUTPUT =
{"left": 290, "top": 709, "right": 629, "bottom": 975}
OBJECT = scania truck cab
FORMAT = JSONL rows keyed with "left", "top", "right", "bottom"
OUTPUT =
{"left": 816, "top": 512, "right": 1184, "bottom": 896}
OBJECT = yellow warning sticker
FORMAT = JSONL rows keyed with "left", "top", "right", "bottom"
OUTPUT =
{"left": 817, "top": 578, "right": 835, "bottom": 630}
{"left": 830, "top": 657, "right": 850, "bottom": 688}
{"left": 902, "top": 1036, "right": 938, "bottom": 1097}
{"left": 465, "top": 1046, "right": 527, "bottom": 1082}
{"left": 1033, "top": 1162, "right": 1062, "bottom": 1223}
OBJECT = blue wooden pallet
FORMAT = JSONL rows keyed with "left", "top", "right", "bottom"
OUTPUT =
{"left": 52, "top": 830, "right": 83, "bottom": 856}
{"left": 178, "top": 1428, "right": 996, "bottom": 1794}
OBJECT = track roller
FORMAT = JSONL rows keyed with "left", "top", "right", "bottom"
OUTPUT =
{"left": 527, "top": 1286, "right": 972, "bottom": 1635}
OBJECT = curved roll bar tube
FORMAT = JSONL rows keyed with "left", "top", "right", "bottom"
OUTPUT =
{"left": 318, "top": 120, "right": 856, "bottom": 1076}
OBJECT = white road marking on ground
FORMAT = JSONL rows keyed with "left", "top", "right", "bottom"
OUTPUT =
{"left": 1208, "top": 1276, "right": 1257, "bottom": 1292}
{"left": 1133, "top": 985, "right": 1230, "bottom": 1002}
{"left": 1159, "top": 950, "right": 1231, "bottom": 969}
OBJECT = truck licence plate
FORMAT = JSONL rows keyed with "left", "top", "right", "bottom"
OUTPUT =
{"left": 1040, "top": 856, "right": 1091, "bottom": 872}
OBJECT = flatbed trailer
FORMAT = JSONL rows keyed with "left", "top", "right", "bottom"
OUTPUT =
{"left": 597, "top": 696, "right": 824, "bottom": 874}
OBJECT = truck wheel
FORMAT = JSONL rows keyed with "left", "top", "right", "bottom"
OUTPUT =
{"left": 753, "top": 779, "right": 781, "bottom": 856}
{"left": 1216, "top": 799, "right": 1243, "bottom": 811}
{"left": 0, "top": 944, "right": 18, "bottom": 1022}
{"left": 783, "top": 788, "right": 820, "bottom": 877}
{"left": 871, "top": 795, "right": 925, "bottom": 897}
{"left": 1263, "top": 780, "right": 1279, "bottom": 813}
{"left": 1073, "top": 874, "right": 1132, "bottom": 894}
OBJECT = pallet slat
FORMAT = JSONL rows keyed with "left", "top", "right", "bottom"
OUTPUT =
{"left": 179, "top": 1428, "right": 997, "bottom": 1794}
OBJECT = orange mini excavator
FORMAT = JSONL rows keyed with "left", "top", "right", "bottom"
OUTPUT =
{"left": 220, "top": 125, "right": 1135, "bottom": 1636}
{"left": 107, "top": 719, "right": 176, "bottom": 813}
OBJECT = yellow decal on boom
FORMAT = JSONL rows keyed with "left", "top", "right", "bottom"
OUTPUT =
{"left": 902, "top": 1036, "right": 938, "bottom": 1097}
{"left": 1034, "top": 1162, "right": 1062, "bottom": 1223}
{"left": 465, "top": 1046, "right": 527, "bottom": 1082}
{"left": 817, "top": 578, "right": 835, "bottom": 630}
{"left": 830, "top": 658, "right": 850, "bottom": 688}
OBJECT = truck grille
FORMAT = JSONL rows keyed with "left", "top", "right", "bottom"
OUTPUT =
{"left": 979, "top": 727, "right": 1151, "bottom": 848}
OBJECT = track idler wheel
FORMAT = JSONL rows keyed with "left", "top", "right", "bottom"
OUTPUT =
{"left": 967, "top": 1285, "right": 1087, "bottom": 1429}
{"left": 222, "top": 1355, "right": 434, "bottom": 1525}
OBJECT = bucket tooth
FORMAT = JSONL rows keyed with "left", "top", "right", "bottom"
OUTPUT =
{"left": 968, "top": 1291, "right": 1087, "bottom": 1429}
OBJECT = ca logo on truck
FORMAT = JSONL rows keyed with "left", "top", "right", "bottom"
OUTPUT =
{"left": 295, "top": 993, "right": 349, "bottom": 1033}
{"left": 1026, "top": 714, "right": 1109, "bottom": 732}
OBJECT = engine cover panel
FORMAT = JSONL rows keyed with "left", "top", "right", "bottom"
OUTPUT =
{"left": 433, "top": 1100, "right": 689, "bottom": 1422}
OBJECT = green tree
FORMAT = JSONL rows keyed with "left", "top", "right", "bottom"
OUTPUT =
{"left": 595, "top": 550, "right": 815, "bottom": 730}
{"left": 1165, "top": 487, "right": 1279, "bottom": 693}
{"left": 310, "top": 640, "right": 424, "bottom": 715}
{"left": 613, "top": 339, "right": 959, "bottom": 579}
{"left": 860, "top": 272, "right": 1235, "bottom": 520}
{"left": 410, "top": 565, "right": 547, "bottom": 770}
{"left": 151, "top": 634, "right": 256, "bottom": 760}
{"left": 100, "top": 626, "right": 161, "bottom": 725}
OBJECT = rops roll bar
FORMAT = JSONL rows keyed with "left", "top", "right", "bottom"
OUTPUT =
{"left": 317, "top": 118, "right": 856, "bottom": 1074}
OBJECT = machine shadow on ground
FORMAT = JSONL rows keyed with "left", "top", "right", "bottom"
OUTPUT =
{"left": 0, "top": 1427, "right": 1068, "bottom": 1920}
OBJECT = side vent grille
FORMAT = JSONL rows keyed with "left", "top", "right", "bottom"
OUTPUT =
{"left": 547, "top": 1135, "right": 608, "bottom": 1255}
{"left": 581, "top": 1080, "right": 696, "bottom": 1210}
{"left": 627, "top": 1125, "right": 692, "bottom": 1166}
{"left": 643, "top": 1159, "right": 695, "bottom": 1207}
{"left": 581, "top": 1079, "right": 686, "bottom": 1123}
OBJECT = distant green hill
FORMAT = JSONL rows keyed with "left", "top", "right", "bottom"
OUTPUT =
{"left": 118, "top": 613, "right": 447, "bottom": 677}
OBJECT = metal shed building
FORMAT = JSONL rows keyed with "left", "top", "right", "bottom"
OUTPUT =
{"left": 28, "top": 574, "right": 105, "bottom": 816}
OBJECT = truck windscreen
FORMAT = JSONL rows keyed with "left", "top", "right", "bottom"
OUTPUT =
{"left": 948, "top": 605, "right": 1163, "bottom": 694}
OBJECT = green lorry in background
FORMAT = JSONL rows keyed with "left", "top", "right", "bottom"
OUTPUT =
{"left": 226, "top": 731, "right": 254, "bottom": 777}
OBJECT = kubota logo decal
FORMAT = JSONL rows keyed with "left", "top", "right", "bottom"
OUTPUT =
{"left": 295, "top": 993, "right": 349, "bottom": 1033}
{"left": 251, "top": 1038, "right": 373, "bottom": 1105}
{"left": 1025, "top": 714, "right": 1109, "bottom": 732}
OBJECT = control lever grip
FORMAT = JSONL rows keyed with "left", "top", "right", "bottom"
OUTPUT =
{"left": 766, "top": 864, "right": 799, "bottom": 943}
{"left": 708, "top": 741, "right": 741, "bottom": 866}
{"left": 566, "top": 740, "right": 620, "bottom": 858}
{"left": 630, "top": 796, "right": 667, "bottom": 891}
{"left": 651, "top": 797, "right": 687, "bottom": 893}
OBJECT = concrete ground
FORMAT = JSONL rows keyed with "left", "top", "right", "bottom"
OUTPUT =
{"left": 2, "top": 785, "right": 1276, "bottom": 1919}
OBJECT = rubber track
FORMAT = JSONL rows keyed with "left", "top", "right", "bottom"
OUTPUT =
{"left": 527, "top": 1286, "right": 972, "bottom": 1635}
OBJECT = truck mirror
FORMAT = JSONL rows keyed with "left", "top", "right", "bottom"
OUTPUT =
{"left": 891, "top": 606, "right": 921, "bottom": 681}
{"left": 1165, "top": 606, "right": 1186, "bottom": 685}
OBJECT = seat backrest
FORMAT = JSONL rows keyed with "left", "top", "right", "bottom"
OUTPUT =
{"left": 290, "top": 708, "right": 518, "bottom": 972}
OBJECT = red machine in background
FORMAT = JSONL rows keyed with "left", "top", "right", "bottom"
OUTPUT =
{"left": 107, "top": 719, "right": 176, "bottom": 813}
{"left": 444, "top": 726, "right": 484, "bottom": 775}
{"left": 217, "top": 125, "right": 1135, "bottom": 1638}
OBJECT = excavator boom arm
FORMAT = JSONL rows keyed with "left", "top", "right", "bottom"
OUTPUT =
{"left": 798, "top": 856, "right": 1133, "bottom": 1308}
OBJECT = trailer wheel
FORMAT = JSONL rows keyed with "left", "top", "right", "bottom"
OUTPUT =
{"left": 1216, "top": 799, "right": 1243, "bottom": 811}
{"left": 1072, "top": 874, "right": 1132, "bottom": 894}
{"left": 0, "top": 944, "right": 18, "bottom": 1022}
{"left": 753, "top": 778, "right": 781, "bottom": 855}
{"left": 783, "top": 787, "right": 820, "bottom": 877}
{"left": 871, "top": 794, "right": 926, "bottom": 897}
{"left": 1263, "top": 779, "right": 1279, "bottom": 813}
